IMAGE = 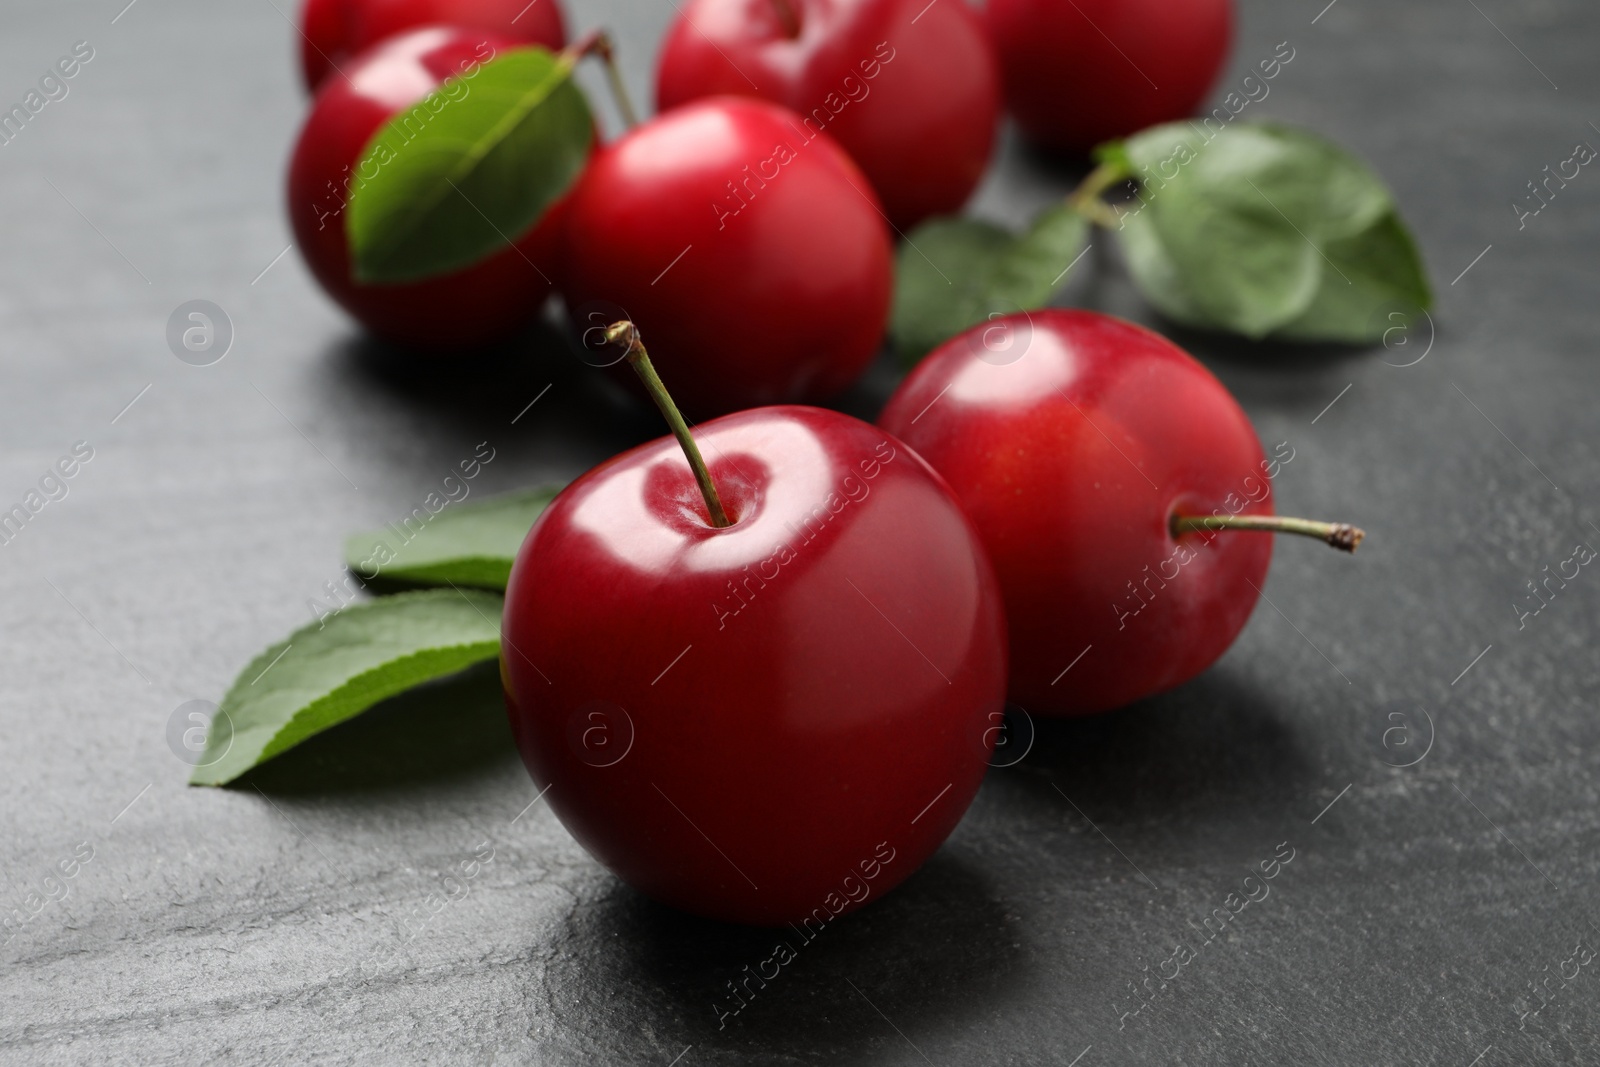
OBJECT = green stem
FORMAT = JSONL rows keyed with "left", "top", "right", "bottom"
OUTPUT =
{"left": 604, "top": 321, "right": 731, "bottom": 528}
{"left": 565, "top": 30, "right": 639, "bottom": 129}
{"left": 1172, "top": 513, "right": 1366, "bottom": 553}
{"left": 1066, "top": 160, "right": 1132, "bottom": 229}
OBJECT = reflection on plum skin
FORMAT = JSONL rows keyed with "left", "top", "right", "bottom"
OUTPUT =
{"left": 239, "top": 661, "right": 518, "bottom": 796}
{"left": 1008, "top": 667, "right": 1316, "bottom": 822}
{"left": 534, "top": 850, "right": 1023, "bottom": 1059}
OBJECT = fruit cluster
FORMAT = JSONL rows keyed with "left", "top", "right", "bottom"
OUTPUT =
{"left": 202, "top": 0, "right": 1425, "bottom": 926}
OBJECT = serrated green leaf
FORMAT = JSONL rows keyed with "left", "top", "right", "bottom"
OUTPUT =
{"left": 1273, "top": 211, "right": 1434, "bottom": 343}
{"left": 891, "top": 218, "right": 1013, "bottom": 360}
{"left": 1115, "top": 204, "right": 1207, "bottom": 328}
{"left": 994, "top": 206, "right": 1092, "bottom": 308}
{"left": 891, "top": 205, "right": 1089, "bottom": 362}
{"left": 1108, "top": 121, "right": 1431, "bottom": 342}
{"left": 344, "top": 487, "right": 559, "bottom": 591}
{"left": 190, "top": 590, "right": 504, "bottom": 786}
{"left": 1123, "top": 122, "right": 1393, "bottom": 242}
{"left": 348, "top": 47, "right": 592, "bottom": 284}
{"left": 1120, "top": 182, "right": 1322, "bottom": 337}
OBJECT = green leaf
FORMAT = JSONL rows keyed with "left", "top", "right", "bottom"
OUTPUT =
{"left": 1115, "top": 203, "right": 1207, "bottom": 328}
{"left": 891, "top": 218, "right": 1013, "bottom": 361}
{"left": 1273, "top": 211, "right": 1433, "bottom": 343}
{"left": 1108, "top": 121, "right": 1431, "bottom": 342}
{"left": 344, "top": 487, "right": 560, "bottom": 591}
{"left": 891, "top": 204, "right": 1090, "bottom": 362}
{"left": 189, "top": 590, "right": 504, "bottom": 786}
{"left": 347, "top": 47, "right": 592, "bottom": 284}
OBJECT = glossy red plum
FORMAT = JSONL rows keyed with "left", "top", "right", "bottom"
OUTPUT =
{"left": 985, "top": 0, "right": 1232, "bottom": 153}
{"left": 656, "top": 0, "right": 999, "bottom": 229}
{"left": 879, "top": 310, "right": 1274, "bottom": 715}
{"left": 501, "top": 406, "right": 1007, "bottom": 925}
{"left": 560, "top": 97, "right": 893, "bottom": 416}
{"left": 287, "top": 28, "right": 577, "bottom": 349}
{"left": 298, "top": 0, "right": 566, "bottom": 91}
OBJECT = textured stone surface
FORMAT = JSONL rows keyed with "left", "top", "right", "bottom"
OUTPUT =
{"left": 2, "top": 0, "right": 1598, "bottom": 1063}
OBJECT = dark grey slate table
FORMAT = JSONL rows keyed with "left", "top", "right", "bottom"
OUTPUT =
{"left": 3, "top": 0, "right": 1598, "bottom": 1062}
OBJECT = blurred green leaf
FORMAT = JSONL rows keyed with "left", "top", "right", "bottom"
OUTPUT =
{"left": 344, "top": 487, "right": 560, "bottom": 591}
{"left": 891, "top": 205, "right": 1089, "bottom": 363}
{"left": 347, "top": 47, "right": 591, "bottom": 283}
{"left": 190, "top": 590, "right": 504, "bottom": 786}
{"left": 1108, "top": 121, "right": 1431, "bottom": 341}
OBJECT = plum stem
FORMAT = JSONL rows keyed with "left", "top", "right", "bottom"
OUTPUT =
{"left": 565, "top": 30, "right": 639, "bottom": 129}
{"left": 770, "top": 0, "right": 802, "bottom": 37}
{"left": 1067, "top": 160, "right": 1131, "bottom": 229}
{"left": 604, "top": 321, "right": 731, "bottom": 529}
{"left": 1171, "top": 513, "right": 1366, "bottom": 553}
